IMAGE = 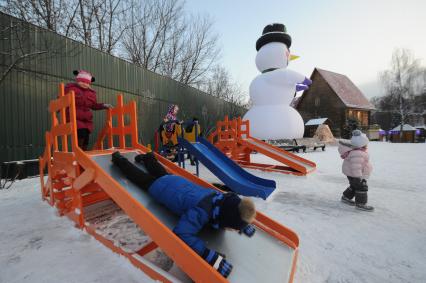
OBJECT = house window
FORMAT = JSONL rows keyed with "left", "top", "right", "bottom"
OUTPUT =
{"left": 361, "top": 112, "right": 369, "bottom": 126}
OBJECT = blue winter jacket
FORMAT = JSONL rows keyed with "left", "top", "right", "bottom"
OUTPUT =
{"left": 148, "top": 175, "right": 217, "bottom": 255}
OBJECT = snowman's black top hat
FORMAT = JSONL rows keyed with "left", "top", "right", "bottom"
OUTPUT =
{"left": 256, "top": 23, "right": 292, "bottom": 51}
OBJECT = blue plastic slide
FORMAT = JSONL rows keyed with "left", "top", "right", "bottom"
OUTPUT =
{"left": 178, "top": 137, "right": 276, "bottom": 199}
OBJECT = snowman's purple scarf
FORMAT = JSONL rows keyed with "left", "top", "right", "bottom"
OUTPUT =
{"left": 164, "top": 104, "right": 177, "bottom": 132}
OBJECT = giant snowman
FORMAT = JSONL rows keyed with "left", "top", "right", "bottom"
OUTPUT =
{"left": 243, "top": 23, "right": 312, "bottom": 140}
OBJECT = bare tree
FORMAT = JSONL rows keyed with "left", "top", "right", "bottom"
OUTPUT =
{"left": 203, "top": 66, "right": 247, "bottom": 115}
{"left": 0, "top": 15, "right": 81, "bottom": 85}
{"left": 380, "top": 48, "right": 425, "bottom": 139}
{"left": 0, "top": 22, "right": 48, "bottom": 84}
{"left": 1, "top": 0, "right": 246, "bottom": 110}
{"left": 74, "top": 0, "right": 129, "bottom": 54}
{"left": 1, "top": 0, "right": 130, "bottom": 54}
{"left": 122, "top": 0, "right": 220, "bottom": 87}
{"left": 177, "top": 15, "right": 219, "bottom": 85}
{"left": 122, "top": 1, "right": 183, "bottom": 69}
{"left": 0, "top": 0, "right": 79, "bottom": 37}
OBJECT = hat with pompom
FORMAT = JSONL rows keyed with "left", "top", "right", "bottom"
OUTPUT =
{"left": 73, "top": 70, "right": 95, "bottom": 84}
{"left": 351, "top": 130, "right": 369, "bottom": 148}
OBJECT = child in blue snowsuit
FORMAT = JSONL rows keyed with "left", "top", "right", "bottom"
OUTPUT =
{"left": 111, "top": 151, "right": 256, "bottom": 278}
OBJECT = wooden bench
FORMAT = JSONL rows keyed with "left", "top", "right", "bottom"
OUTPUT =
{"left": 294, "top": 138, "right": 326, "bottom": 151}
{"left": 273, "top": 139, "right": 307, "bottom": 153}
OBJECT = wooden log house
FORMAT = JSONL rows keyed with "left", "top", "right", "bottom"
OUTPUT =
{"left": 295, "top": 68, "right": 375, "bottom": 137}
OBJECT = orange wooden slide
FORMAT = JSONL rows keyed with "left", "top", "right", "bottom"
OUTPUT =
{"left": 209, "top": 116, "right": 316, "bottom": 176}
{"left": 39, "top": 84, "right": 299, "bottom": 282}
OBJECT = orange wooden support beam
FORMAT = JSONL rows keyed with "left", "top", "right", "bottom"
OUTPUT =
{"left": 130, "top": 101, "right": 139, "bottom": 147}
{"left": 110, "top": 126, "right": 133, "bottom": 135}
{"left": 82, "top": 191, "right": 110, "bottom": 207}
{"left": 59, "top": 84, "right": 68, "bottom": 152}
{"left": 49, "top": 94, "right": 70, "bottom": 113}
{"left": 50, "top": 111, "right": 59, "bottom": 151}
{"left": 136, "top": 241, "right": 158, "bottom": 257}
{"left": 73, "top": 168, "right": 95, "bottom": 191}
{"left": 116, "top": 95, "right": 126, "bottom": 148}
{"left": 68, "top": 91, "right": 78, "bottom": 151}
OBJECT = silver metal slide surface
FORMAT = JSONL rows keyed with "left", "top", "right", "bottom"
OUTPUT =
{"left": 245, "top": 138, "right": 316, "bottom": 172}
{"left": 91, "top": 152, "right": 295, "bottom": 283}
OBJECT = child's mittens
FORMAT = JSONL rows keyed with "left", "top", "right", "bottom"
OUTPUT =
{"left": 240, "top": 224, "right": 256, "bottom": 237}
{"left": 202, "top": 249, "right": 233, "bottom": 278}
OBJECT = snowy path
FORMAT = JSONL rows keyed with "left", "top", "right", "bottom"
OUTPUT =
{"left": 1, "top": 142, "right": 425, "bottom": 282}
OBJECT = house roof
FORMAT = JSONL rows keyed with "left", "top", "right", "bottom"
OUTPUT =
{"left": 390, "top": 124, "right": 417, "bottom": 132}
{"left": 305, "top": 118, "right": 328, "bottom": 126}
{"left": 315, "top": 68, "right": 375, "bottom": 110}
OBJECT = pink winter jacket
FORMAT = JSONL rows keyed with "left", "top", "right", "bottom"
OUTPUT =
{"left": 338, "top": 142, "right": 373, "bottom": 179}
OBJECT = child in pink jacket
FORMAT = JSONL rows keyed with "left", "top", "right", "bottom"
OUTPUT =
{"left": 338, "top": 130, "right": 374, "bottom": 211}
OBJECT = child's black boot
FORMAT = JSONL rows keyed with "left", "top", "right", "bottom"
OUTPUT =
{"left": 341, "top": 187, "right": 355, "bottom": 205}
{"left": 111, "top": 151, "right": 123, "bottom": 164}
{"left": 134, "top": 154, "right": 144, "bottom": 164}
{"left": 356, "top": 203, "right": 374, "bottom": 211}
{"left": 136, "top": 152, "right": 168, "bottom": 178}
{"left": 341, "top": 195, "right": 355, "bottom": 206}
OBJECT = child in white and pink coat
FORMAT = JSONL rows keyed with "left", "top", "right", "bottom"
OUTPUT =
{"left": 338, "top": 130, "right": 374, "bottom": 211}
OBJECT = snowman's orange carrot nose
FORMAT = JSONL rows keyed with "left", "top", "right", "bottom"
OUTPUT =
{"left": 290, "top": 54, "right": 300, "bottom": 61}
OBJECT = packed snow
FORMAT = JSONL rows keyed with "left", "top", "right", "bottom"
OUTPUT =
{"left": 0, "top": 142, "right": 425, "bottom": 283}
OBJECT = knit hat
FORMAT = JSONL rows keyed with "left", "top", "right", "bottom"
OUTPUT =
{"left": 351, "top": 130, "right": 369, "bottom": 148}
{"left": 167, "top": 104, "right": 177, "bottom": 114}
{"left": 256, "top": 23, "right": 292, "bottom": 51}
{"left": 73, "top": 70, "right": 95, "bottom": 84}
{"left": 218, "top": 193, "right": 248, "bottom": 230}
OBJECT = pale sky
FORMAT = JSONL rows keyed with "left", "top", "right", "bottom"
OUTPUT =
{"left": 186, "top": 0, "right": 426, "bottom": 100}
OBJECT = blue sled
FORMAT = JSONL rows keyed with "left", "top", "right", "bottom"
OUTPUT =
{"left": 178, "top": 137, "right": 276, "bottom": 199}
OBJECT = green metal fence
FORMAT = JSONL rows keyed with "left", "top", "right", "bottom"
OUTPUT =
{"left": 0, "top": 12, "right": 246, "bottom": 162}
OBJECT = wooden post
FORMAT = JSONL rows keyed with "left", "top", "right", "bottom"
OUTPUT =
{"left": 130, "top": 101, "right": 139, "bottom": 147}
{"left": 117, "top": 95, "right": 125, "bottom": 148}
{"left": 69, "top": 91, "right": 78, "bottom": 151}
{"left": 59, "top": 84, "right": 68, "bottom": 152}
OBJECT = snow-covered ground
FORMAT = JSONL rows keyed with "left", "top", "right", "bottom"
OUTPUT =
{"left": 1, "top": 142, "right": 425, "bottom": 283}
{"left": 0, "top": 178, "right": 154, "bottom": 283}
